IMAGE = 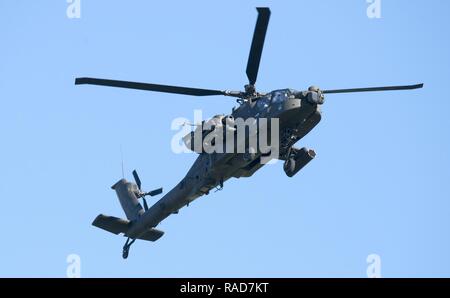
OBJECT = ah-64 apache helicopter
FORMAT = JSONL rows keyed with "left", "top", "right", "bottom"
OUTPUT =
{"left": 75, "top": 7, "right": 423, "bottom": 259}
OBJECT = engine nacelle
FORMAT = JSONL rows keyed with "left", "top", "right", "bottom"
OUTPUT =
{"left": 293, "top": 87, "right": 325, "bottom": 105}
{"left": 283, "top": 147, "right": 316, "bottom": 177}
{"left": 182, "top": 114, "right": 236, "bottom": 153}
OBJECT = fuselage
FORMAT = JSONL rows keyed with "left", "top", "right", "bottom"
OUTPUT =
{"left": 126, "top": 89, "right": 322, "bottom": 239}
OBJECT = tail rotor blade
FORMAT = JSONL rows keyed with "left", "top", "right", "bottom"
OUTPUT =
{"left": 132, "top": 170, "right": 142, "bottom": 190}
{"left": 143, "top": 198, "right": 149, "bottom": 212}
{"left": 246, "top": 7, "right": 271, "bottom": 86}
{"left": 148, "top": 188, "right": 163, "bottom": 197}
{"left": 322, "top": 84, "right": 424, "bottom": 94}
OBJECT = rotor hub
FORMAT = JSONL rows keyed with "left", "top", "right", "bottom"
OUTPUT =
{"left": 244, "top": 84, "right": 256, "bottom": 97}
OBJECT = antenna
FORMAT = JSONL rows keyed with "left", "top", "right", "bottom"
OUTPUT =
{"left": 120, "top": 145, "right": 125, "bottom": 179}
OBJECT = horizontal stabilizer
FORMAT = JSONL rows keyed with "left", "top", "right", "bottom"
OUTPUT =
{"left": 92, "top": 214, "right": 164, "bottom": 242}
{"left": 137, "top": 228, "right": 165, "bottom": 242}
{"left": 92, "top": 214, "right": 130, "bottom": 235}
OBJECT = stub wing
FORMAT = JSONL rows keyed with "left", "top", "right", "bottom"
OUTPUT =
{"left": 92, "top": 214, "right": 130, "bottom": 235}
{"left": 138, "top": 228, "right": 165, "bottom": 242}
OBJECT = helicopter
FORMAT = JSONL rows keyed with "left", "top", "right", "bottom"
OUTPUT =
{"left": 75, "top": 7, "right": 423, "bottom": 259}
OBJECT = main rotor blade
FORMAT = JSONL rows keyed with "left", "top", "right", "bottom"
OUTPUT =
{"left": 322, "top": 83, "right": 424, "bottom": 94}
{"left": 246, "top": 7, "right": 271, "bottom": 86}
{"left": 75, "top": 77, "right": 230, "bottom": 97}
{"left": 132, "top": 170, "right": 142, "bottom": 190}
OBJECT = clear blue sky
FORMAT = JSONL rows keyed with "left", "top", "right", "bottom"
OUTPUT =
{"left": 1, "top": 0, "right": 449, "bottom": 277}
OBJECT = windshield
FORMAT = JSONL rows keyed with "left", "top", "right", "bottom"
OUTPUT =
{"left": 256, "top": 95, "right": 270, "bottom": 110}
{"left": 271, "top": 90, "right": 288, "bottom": 103}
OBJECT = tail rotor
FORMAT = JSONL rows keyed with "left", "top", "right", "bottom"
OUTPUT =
{"left": 132, "top": 170, "right": 163, "bottom": 211}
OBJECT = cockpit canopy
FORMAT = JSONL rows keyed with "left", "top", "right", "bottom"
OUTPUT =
{"left": 256, "top": 89, "right": 296, "bottom": 110}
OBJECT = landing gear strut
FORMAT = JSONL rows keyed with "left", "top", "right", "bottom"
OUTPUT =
{"left": 122, "top": 238, "right": 135, "bottom": 259}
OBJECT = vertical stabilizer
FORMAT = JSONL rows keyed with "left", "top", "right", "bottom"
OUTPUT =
{"left": 111, "top": 179, "right": 144, "bottom": 221}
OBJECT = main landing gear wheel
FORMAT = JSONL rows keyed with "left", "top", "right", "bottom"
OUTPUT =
{"left": 122, "top": 238, "right": 135, "bottom": 259}
{"left": 122, "top": 247, "right": 129, "bottom": 259}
